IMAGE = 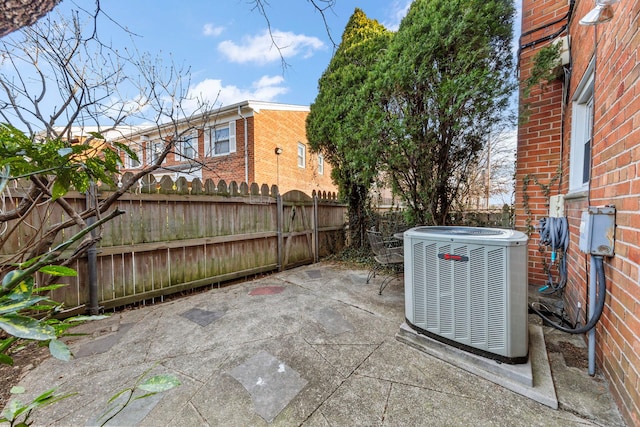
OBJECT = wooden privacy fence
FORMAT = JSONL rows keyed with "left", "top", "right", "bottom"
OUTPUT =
{"left": 0, "top": 174, "right": 347, "bottom": 313}
{"left": 448, "top": 205, "right": 514, "bottom": 228}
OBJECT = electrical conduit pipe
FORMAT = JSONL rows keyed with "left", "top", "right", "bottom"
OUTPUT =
{"left": 530, "top": 255, "right": 606, "bottom": 376}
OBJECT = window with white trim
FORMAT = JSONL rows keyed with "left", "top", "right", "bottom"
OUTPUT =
{"left": 205, "top": 121, "right": 236, "bottom": 156}
{"left": 297, "top": 142, "right": 306, "bottom": 168}
{"left": 175, "top": 132, "right": 198, "bottom": 162}
{"left": 570, "top": 61, "right": 595, "bottom": 193}
{"left": 317, "top": 153, "right": 324, "bottom": 175}
{"left": 125, "top": 144, "right": 142, "bottom": 169}
{"left": 147, "top": 140, "right": 165, "bottom": 165}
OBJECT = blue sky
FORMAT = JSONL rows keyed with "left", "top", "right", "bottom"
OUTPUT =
{"left": 57, "top": 0, "right": 414, "bottom": 109}
{"left": 31, "top": 0, "right": 521, "bottom": 115}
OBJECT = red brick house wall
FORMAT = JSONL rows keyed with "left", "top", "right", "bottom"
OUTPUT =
{"left": 517, "top": 1, "right": 640, "bottom": 424}
{"left": 119, "top": 101, "right": 338, "bottom": 196}
{"left": 516, "top": 0, "right": 569, "bottom": 285}
{"left": 252, "top": 109, "right": 335, "bottom": 195}
{"left": 200, "top": 118, "right": 248, "bottom": 183}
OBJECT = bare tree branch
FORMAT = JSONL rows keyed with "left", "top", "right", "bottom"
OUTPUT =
{"left": 0, "top": 5, "right": 214, "bottom": 269}
{"left": 248, "top": 0, "right": 338, "bottom": 69}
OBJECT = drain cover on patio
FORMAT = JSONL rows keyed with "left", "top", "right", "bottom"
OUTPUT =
{"left": 314, "top": 307, "right": 353, "bottom": 335}
{"left": 305, "top": 269, "right": 322, "bottom": 279}
{"left": 75, "top": 323, "right": 134, "bottom": 358}
{"left": 180, "top": 308, "right": 225, "bottom": 327}
{"left": 229, "top": 350, "right": 307, "bottom": 422}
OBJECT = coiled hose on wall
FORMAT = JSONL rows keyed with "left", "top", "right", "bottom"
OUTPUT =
{"left": 537, "top": 216, "right": 569, "bottom": 292}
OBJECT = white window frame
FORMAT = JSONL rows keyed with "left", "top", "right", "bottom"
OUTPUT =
{"left": 205, "top": 121, "right": 236, "bottom": 157}
{"left": 317, "top": 153, "right": 324, "bottom": 175}
{"left": 147, "top": 140, "right": 165, "bottom": 166}
{"left": 297, "top": 142, "right": 306, "bottom": 168}
{"left": 569, "top": 59, "right": 595, "bottom": 193}
{"left": 175, "top": 132, "right": 198, "bottom": 162}
{"left": 125, "top": 144, "right": 142, "bottom": 169}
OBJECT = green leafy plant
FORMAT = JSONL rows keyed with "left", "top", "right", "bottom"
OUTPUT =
{"left": 98, "top": 366, "right": 181, "bottom": 427}
{"left": 519, "top": 42, "right": 563, "bottom": 125}
{"left": 0, "top": 124, "right": 137, "bottom": 199}
{"left": 0, "top": 387, "right": 77, "bottom": 427}
{"left": 0, "top": 210, "right": 121, "bottom": 365}
{"left": 523, "top": 42, "right": 563, "bottom": 98}
{"left": 0, "top": 370, "right": 181, "bottom": 427}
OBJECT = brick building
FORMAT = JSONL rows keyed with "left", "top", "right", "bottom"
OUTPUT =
{"left": 517, "top": 0, "right": 639, "bottom": 424}
{"left": 120, "top": 100, "right": 337, "bottom": 196}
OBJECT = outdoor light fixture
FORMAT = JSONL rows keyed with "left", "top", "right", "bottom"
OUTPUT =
{"left": 275, "top": 147, "right": 283, "bottom": 155}
{"left": 579, "top": 0, "right": 619, "bottom": 25}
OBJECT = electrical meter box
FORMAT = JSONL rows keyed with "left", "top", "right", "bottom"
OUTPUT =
{"left": 579, "top": 206, "right": 616, "bottom": 256}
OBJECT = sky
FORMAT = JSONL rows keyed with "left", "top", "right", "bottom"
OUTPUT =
{"left": 53, "top": 0, "right": 415, "bottom": 109}
{"left": 10, "top": 0, "right": 522, "bottom": 119}
{"left": 24, "top": 0, "right": 520, "bottom": 205}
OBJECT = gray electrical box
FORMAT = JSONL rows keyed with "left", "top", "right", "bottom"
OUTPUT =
{"left": 579, "top": 206, "right": 616, "bottom": 256}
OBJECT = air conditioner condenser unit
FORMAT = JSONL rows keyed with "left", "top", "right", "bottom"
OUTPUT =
{"left": 403, "top": 226, "right": 529, "bottom": 364}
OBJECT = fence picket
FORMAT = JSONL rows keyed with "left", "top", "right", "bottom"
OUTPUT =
{"left": 0, "top": 179, "right": 346, "bottom": 313}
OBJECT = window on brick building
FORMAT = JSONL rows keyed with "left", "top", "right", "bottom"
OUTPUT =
{"left": 298, "top": 142, "right": 306, "bottom": 168}
{"left": 147, "top": 140, "right": 165, "bottom": 165}
{"left": 175, "top": 132, "right": 198, "bottom": 162}
{"left": 125, "top": 143, "right": 142, "bottom": 169}
{"left": 318, "top": 153, "right": 324, "bottom": 175}
{"left": 570, "top": 60, "right": 595, "bottom": 193}
{"left": 205, "top": 121, "right": 236, "bottom": 156}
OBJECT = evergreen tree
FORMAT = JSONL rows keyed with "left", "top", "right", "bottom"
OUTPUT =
{"left": 368, "top": 0, "right": 516, "bottom": 225}
{"left": 307, "top": 8, "right": 392, "bottom": 247}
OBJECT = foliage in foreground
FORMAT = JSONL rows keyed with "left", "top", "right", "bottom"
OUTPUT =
{"left": 1, "top": 369, "right": 180, "bottom": 427}
{"left": 1, "top": 127, "right": 119, "bottom": 361}
{"left": 98, "top": 366, "right": 181, "bottom": 427}
{"left": 0, "top": 205, "right": 120, "bottom": 366}
{"left": 0, "top": 387, "right": 76, "bottom": 427}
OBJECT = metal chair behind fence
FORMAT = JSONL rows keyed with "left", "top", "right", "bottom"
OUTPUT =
{"left": 366, "top": 229, "right": 404, "bottom": 295}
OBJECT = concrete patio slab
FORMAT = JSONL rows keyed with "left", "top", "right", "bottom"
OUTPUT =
{"left": 4, "top": 262, "right": 625, "bottom": 426}
{"left": 229, "top": 350, "right": 308, "bottom": 422}
{"left": 396, "top": 322, "right": 558, "bottom": 409}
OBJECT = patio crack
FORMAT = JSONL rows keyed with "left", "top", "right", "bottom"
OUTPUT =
{"left": 188, "top": 401, "right": 211, "bottom": 426}
{"left": 277, "top": 277, "right": 376, "bottom": 316}
{"left": 299, "top": 340, "right": 384, "bottom": 424}
{"left": 142, "top": 311, "right": 164, "bottom": 363}
{"left": 355, "top": 372, "right": 491, "bottom": 404}
{"left": 381, "top": 382, "right": 392, "bottom": 423}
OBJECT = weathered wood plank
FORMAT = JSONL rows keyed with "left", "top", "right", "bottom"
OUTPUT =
{"left": 1, "top": 180, "right": 347, "bottom": 311}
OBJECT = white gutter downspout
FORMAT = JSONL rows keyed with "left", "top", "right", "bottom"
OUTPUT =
{"left": 238, "top": 105, "right": 249, "bottom": 183}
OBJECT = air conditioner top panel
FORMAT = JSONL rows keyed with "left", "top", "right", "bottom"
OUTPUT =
{"left": 404, "top": 226, "right": 527, "bottom": 246}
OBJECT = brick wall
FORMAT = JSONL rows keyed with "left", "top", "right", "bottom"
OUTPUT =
{"left": 121, "top": 106, "right": 338, "bottom": 197}
{"left": 575, "top": 1, "right": 640, "bottom": 423}
{"left": 252, "top": 109, "right": 337, "bottom": 195}
{"left": 518, "top": 0, "right": 640, "bottom": 424}
{"left": 516, "top": 0, "right": 569, "bottom": 286}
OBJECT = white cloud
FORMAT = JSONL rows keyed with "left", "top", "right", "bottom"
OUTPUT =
{"left": 250, "top": 75, "right": 290, "bottom": 100}
{"left": 203, "top": 23, "right": 224, "bottom": 37}
{"left": 183, "top": 75, "right": 289, "bottom": 113}
{"left": 217, "top": 30, "right": 325, "bottom": 65}
{"left": 384, "top": 0, "right": 412, "bottom": 31}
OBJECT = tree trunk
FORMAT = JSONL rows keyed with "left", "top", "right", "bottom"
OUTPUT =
{"left": 347, "top": 183, "right": 369, "bottom": 249}
{"left": 1, "top": 0, "right": 61, "bottom": 37}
